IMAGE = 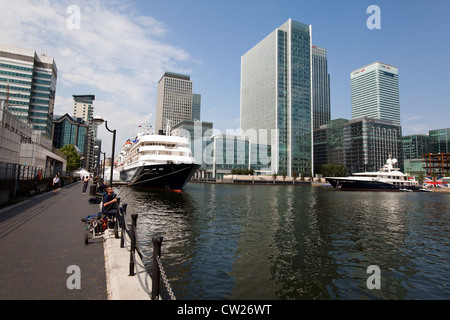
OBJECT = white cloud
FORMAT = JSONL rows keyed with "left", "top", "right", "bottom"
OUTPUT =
{"left": 0, "top": 0, "right": 194, "bottom": 156}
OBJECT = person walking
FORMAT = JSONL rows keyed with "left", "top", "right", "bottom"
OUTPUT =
{"left": 52, "top": 175, "right": 60, "bottom": 193}
{"left": 82, "top": 175, "right": 90, "bottom": 194}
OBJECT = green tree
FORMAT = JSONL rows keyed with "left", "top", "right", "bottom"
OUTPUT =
{"left": 60, "top": 144, "right": 81, "bottom": 172}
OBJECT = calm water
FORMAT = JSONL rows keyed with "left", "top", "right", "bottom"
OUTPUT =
{"left": 117, "top": 183, "right": 450, "bottom": 300}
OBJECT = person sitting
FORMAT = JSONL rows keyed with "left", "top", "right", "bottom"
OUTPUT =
{"left": 102, "top": 187, "right": 119, "bottom": 216}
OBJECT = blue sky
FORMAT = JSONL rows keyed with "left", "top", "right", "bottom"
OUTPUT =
{"left": 1, "top": 0, "right": 449, "bottom": 157}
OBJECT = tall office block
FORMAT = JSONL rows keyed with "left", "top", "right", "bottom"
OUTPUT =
{"left": 73, "top": 94, "right": 95, "bottom": 123}
{"left": 312, "top": 45, "right": 330, "bottom": 129}
{"left": 156, "top": 72, "right": 194, "bottom": 134}
{"left": 351, "top": 62, "right": 400, "bottom": 126}
{"left": 240, "top": 19, "right": 313, "bottom": 177}
{"left": 0, "top": 44, "right": 57, "bottom": 139}
{"left": 73, "top": 95, "right": 96, "bottom": 170}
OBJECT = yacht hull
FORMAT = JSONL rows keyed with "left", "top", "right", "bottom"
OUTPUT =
{"left": 120, "top": 163, "right": 200, "bottom": 191}
{"left": 326, "top": 178, "right": 420, "bottom": 192}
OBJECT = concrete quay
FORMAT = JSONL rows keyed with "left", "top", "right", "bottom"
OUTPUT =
{"left": 0, "top": 181, "right": 150, "bottom": 300}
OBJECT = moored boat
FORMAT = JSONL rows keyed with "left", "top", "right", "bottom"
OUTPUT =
{"left": 325, "top": 158, "right": 420, "bottom": 192}
{"left": 116, "top": 125, "right": 199, "bottom": 191}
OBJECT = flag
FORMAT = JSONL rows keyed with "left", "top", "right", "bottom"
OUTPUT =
{"left": 423, "top": 177, "right": 449, "bottom": 188}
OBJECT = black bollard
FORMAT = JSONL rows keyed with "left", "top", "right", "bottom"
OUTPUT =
{"left": 129, "top": 214, "right": 138, "bottom": 276}
{"left": 120, "top": 204, "right": 127, "bottom": 248}
{"left": 152, "top": 236, "right": 163, "bottom": 300}
{"left": 114, "top": 199, "right": 120, "bottom": 238}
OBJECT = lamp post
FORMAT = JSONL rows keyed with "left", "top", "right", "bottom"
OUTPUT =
{"left": 93, "top": 116, "right": 116, "bottom": 186}
{"left": 100, "top": 151, "right": 106, "bottom": 180}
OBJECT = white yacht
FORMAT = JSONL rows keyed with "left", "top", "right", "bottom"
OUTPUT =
{"left": 325, "top": 158, "right": 420, "bottom": 192}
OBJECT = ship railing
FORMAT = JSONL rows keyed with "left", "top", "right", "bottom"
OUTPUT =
{"left": 117, "top": 202, "right": 176, "bottom": 300}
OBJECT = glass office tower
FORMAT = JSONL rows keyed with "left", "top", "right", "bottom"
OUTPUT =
{"left": 240, "top": 19, "right": 312, "bottom": 177}
{"left": 351, "top": 62, "right": 400, "bottom": 126}
{"left": 312, "top": 45, "right": 331, "bottom": 129}
{"left": 0, "top": 44, "right": 57, "bottom": 139}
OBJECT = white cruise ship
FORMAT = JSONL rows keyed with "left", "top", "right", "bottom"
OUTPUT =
{"left": 116, "top": 125, "right": 199, "bottom": 191}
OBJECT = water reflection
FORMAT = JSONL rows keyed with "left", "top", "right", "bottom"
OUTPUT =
{"left": 120, "top": 184, "right": 450, "bottom": 300}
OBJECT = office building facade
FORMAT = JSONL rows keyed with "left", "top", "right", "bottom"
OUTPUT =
{"left": 429, "top": 128, "right": 450, "bottom": 154}
{"left": 351, "top": 62, "right": 400, "bottom": 126}
{"left": 156, "top": 72, "right": 198, "bottom": 134}
{"left": 0, "top": 44, "right": 57, "bottom": 139}
{"left": 312, "top": 45, "right": 331, "bottom": 129}
{"left": 240, "top": 19, "right": 313, "bottom": 177}
{"left": 313, "top": 118, "right": 349, "bottom": 167}
{"left": 343, "top": 117, "right": 403, "bottom": 173}
{"left": 52, "top": 113, "right": 88, "bottom": 153}
{"left": 73, "top": 94, "right": 97, "bottom": 171}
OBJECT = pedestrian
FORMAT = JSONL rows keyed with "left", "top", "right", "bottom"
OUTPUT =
{"left": 53, "top": 175, "right": 60, "bottom": 193}
{"left": 82, "top": 175, "right": 90, "bottom": 194}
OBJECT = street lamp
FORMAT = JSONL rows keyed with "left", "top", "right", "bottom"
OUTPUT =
{"left": 93, "top": 116, "right": 116, "bottom": 186}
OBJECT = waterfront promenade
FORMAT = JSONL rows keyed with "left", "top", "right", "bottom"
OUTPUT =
{"left": 0, "top": 181, "right": 149, "bottom": 300}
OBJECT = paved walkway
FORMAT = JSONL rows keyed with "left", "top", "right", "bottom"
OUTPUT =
{"left": 0, "top": 181, "right": 108, "bottom": 300}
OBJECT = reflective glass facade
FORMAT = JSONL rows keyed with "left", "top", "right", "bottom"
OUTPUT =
{"left": 0, "top": 44, "right": 57, "bottom": 139}
{"left": 343, "top": 117, "right": 403, "bottom": 173}
{"left": 312, "top": 45, "right": 330, "bottom": 129}
{"left": 241, "top": 19, "right": 312, "bottom": 176}
{"left": 52, "top": 113, "right": 88, "bottom": 153}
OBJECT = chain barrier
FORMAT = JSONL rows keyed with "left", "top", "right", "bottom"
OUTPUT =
{"left": 120, "top": 208, "right": 176, "bottom": 300}
{"left": 156, "top": 255, "right": 176, "bottom": 300}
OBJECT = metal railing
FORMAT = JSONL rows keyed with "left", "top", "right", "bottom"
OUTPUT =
{"left": 117, "top": 202, "right": 176, "bottom": 300}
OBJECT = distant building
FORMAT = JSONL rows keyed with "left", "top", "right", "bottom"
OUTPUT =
{"left": 240, "top": 19, "right": 313, "bottom": 177}
{"left": 402, "top": 134, "right": 429, "bottom": 176}
{"left": 429, "top": 128, "right": 450, "bottom": 154}
{"left": 73, "top": 94, "right": 96, "bottom": 170}
{"left": 313, "top": 118, "right": 349, "bottom": 167}
{"left": 156, "top": 72, "right": 201, "bottom": 134}
{"left": 351, "top": 62, "right": 400, "bottom": 126}
{"left": 1, "top": 99, "right": 66, "bottom": 175}
{"left": 0, "top": 44, "right": 58, "bottom": 139}
{"left": 73, "top": 95, "right": 95, "bottom": 123}
{"left": 312, "top": 45, "right": 331, "bottom": 130}
{"left": 52, "top": 113, "right": 88, "bottom": 153}
{"left": 343, "top": 117, "right": 403, "bottom": 173}
{"left": 192, "top": 93, "right": 201, "bottom": 121}
{"left": 205, "top": 134, "right": 271, "bottom": 178}
{"left": 171, "top": 120, "right": 213, "bottom": 178}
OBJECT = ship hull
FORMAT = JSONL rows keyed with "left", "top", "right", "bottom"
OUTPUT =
{"left": 120, "top": 163, "right": 200, "bottom": 191}
{"left": 325, "top": 178, "right": 420, "bottom": 192}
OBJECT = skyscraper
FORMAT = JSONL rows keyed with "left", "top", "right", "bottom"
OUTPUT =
{"left": 312, "top": 45, "right": 330, "bottom": 129}
{"left": 192, "top": 93, "right": 201, "bottom": 121}
{"left": 240, "top": 19, "right": 313, "bottom": 176}
{"left": 73, "top": 94, "right": 95, "bottom": 123}
{"left": 156, "top": 72, "right": 194, "bottom": 134}
{"left": 351, "top": 62, "right": 400, "bottom": 126}
{"left": 73, "top": 95, "right": 96, "bottom": 170}
{"left": 0, "top": 44, "right": 57, "bottom": 139}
